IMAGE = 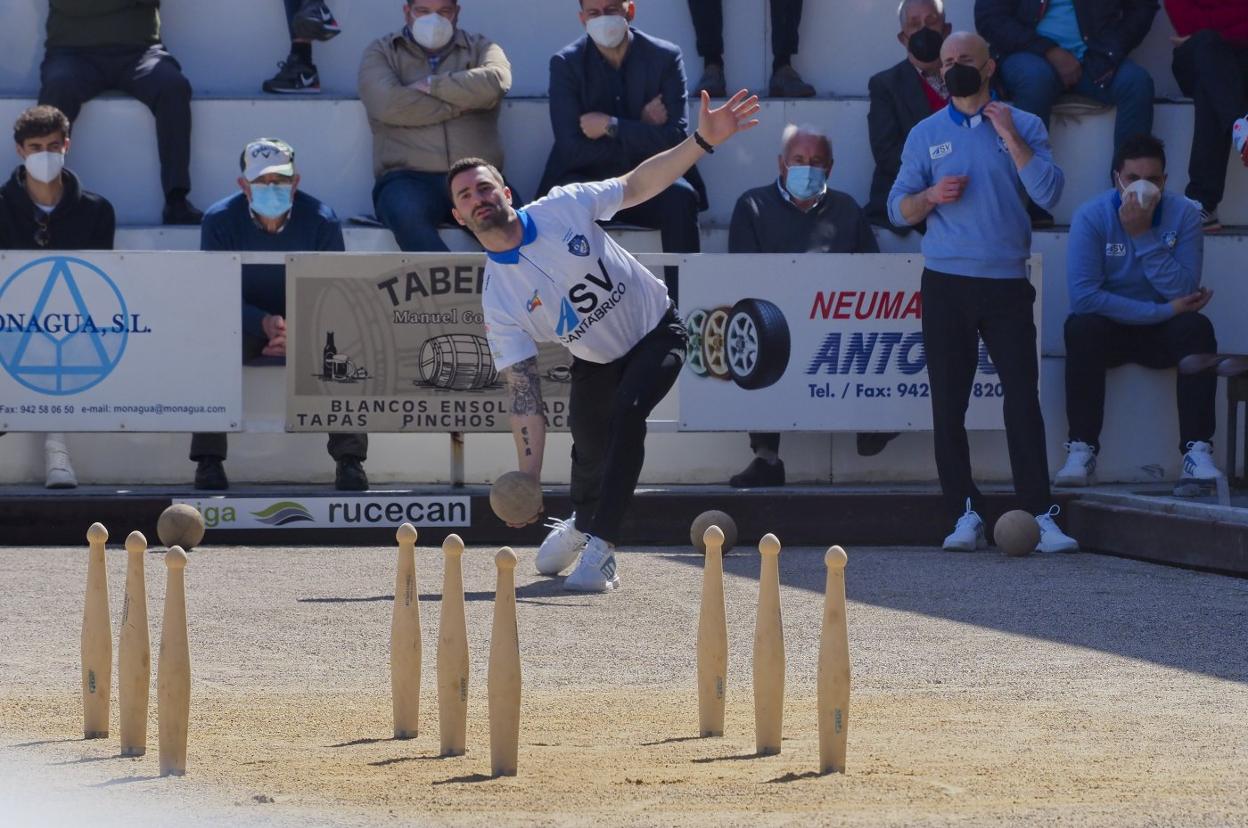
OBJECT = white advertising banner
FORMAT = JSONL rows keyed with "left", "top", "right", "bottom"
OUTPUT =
{"left": 678, "top": 254, "right": 1041, "bottom": 431}
{"left": 174, "top": 495, "right": 471, "bottom": 530}
{"left": 0, "top": 252, "right": 242, "bottom": 432}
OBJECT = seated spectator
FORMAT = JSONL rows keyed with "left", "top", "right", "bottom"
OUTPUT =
{"left": 688, "top": 0, "right": 814, "bottom": 98}
{"left": 1165, "top": 0, "right": 1248, "bottom": 232}
{"left": 975, "top": 0, "right": 1158, "bottom": 225}
{"left": 38, "top": 0, "right": 201, "bottom": 225}
{"left": 190, "top": 139, "right": 369, "bottom": 491}
{"left": 540, "top": 0, "right": 706, "bottom": 300}
{"left": 359, "top": 0, "right": 513, "bottom": 252}
{"left": 1058, "top": 134, "right": 1221, "bottom": 495}
{"left": 0, "top": 105, "right": 114, "bottom": 489}
{"left": 867, "top": 0, "right": 954, "bottom": 233}
{"left": 263, "top": 0, "right": 342, "bottom": 94}
{"left": 727, "top": 125, "right": 881, "bottom": 487}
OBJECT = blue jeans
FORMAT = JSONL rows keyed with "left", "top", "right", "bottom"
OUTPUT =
{"left": 998, "top": 52, "right": 1154, "bottom": 152}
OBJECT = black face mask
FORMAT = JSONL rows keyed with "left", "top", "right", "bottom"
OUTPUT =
{"left": 944, "top": 62, "right": 985, "bottom": 98}
{"left": 907, "top": 27, "right": 944, "bottom": 63}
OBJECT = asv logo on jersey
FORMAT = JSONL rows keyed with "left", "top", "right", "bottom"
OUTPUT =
{"left": 555, "top": 258, "right": 628, "bottom": 342}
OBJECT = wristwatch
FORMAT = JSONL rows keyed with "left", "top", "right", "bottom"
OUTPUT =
{"left": 605, "top": 116, "right": 619, "bottom": 139}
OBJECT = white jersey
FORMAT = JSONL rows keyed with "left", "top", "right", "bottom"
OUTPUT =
{"left": 481, "top": 179, "right": 671, "bottom": 370}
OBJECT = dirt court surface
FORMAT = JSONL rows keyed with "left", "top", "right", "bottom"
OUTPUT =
{"left": 2, "top": 539, "right": 1247, "bottom": 827}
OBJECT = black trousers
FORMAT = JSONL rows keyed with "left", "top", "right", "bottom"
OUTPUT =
{"left": 39, "top": 44, "right": 193, "bottom": 197}
{"left": 1172, "top": 29, "right": 1248, "bottom": 211}
{"left": 921, "top": 270, "right": 1050, "bottom": 518}
{"left": 748, "top": 432, "right": 781, "bottom": 453}
{"left": 1064, "top": 312, "right": 1217, "bottom": 454}
{"left": 687, "top": 0, "right": 803, "bottom": 63}
{"left": 569, "top": 306, "right": 687, "bottom": 544}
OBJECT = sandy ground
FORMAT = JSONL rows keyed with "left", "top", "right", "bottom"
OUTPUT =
{"left": 2, "top": 540, "right": 1247, "bottom": 827}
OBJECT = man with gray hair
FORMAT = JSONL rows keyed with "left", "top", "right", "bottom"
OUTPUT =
{"left": 726, "top": 124, "right": 879, "bottom": 487}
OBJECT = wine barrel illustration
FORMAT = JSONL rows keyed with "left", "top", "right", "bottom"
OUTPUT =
{"left": 417, "top": 333, "right": 499, "bottom": 390}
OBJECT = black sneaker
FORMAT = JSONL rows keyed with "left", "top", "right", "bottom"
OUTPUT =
{"left": 856, "top": 432, "right": 900, "bottom": 457}
{"left": 292, "top": 0, "right": 342, "bottom": 41}
{"left": 728, "top": 457, "right": 785, "bottom": 488}
{"left": 262, "top": 56, "right": 321, "bottom": 95}
{"left": 1199, "top": 207, "right": 1222, "bottom": 234}
{"left": 194, "top": 458, "right": 228, "bottom": 490}
{"left": 163, "top": 197, "right": 203, "bottom": 226}
{"left": 335, "top": 458, "right": 369, "bottom": 491}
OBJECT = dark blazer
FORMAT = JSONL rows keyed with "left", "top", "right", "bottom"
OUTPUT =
{"left": 975, "top": 0, "right": 1158, "bottom": 76}
{"left": 0, "top": 167, "right": 115, "bottom": 250}
{"left": 537, "top": 28, "right": 707, "bottom": 209}
{"left": 866, "top": 59, "right": 933, "bottom": 234}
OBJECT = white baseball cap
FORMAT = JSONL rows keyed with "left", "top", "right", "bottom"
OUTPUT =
{"left": 241, "top": 138, "right": 296, "bottom": 181}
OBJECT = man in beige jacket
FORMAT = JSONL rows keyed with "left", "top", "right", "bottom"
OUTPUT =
{"left": 359, "top": 0, "right": 512, "bottom": 251}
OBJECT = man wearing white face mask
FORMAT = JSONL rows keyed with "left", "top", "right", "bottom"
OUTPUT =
{"left": 0, "top": 106, "right": 115, "bottom": 489}
{"left": 190, "top": 138, "right": 369, "bottom": 492}
{"left": 359, "top": 0, "right": 513, "bottom": 252}
{"left": 1059, "top": 133, "right": 1220, "bottom": 495}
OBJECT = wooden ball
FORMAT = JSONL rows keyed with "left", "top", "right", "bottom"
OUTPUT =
{"left": 691, "top": 510, "right": 737, "bottom": 554}
{"left": 157, "top": 504, "right": 205, "bottom": 550}
{"left": 489, "top": 472, "right": 542, "bottom": 525}
{"left": 994, "top": 510, "right": 1039, "bottom": 557}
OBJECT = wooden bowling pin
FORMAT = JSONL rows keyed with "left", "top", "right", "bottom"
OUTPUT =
{"left": 158, "top": 546, "right": 190, "bottom": 776}
{"left": 818, "top": 546, "right": 850, "bottom": 774}
{"left": 391, "top": 523, "right": 422, "bottom": 740}
{"left": 437, "top": 534, "right": 469, "bottom": 757}
{"left": 488, "top": 547, "right": 521, "bottom": 777}
{"left": 82, "top": 522, "right": 112, "bottom": 739}
{"left": 753, "top": 533, "right": 785, "bottom": 755}
{"left": 697, "top": 525, "right": 728, "bottom": 737}
{"left": 118, "top": 531, "right": 151, "bottom": 757}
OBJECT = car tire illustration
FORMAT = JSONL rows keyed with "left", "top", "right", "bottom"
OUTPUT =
{"left": 701, "top": 306, "right": 732, "bottom": 380}
{"left": 725, "top": 298, "right": 789, "bottom": 389}
{"left": 684, "top": 309, "right": 709, "bottom": 376}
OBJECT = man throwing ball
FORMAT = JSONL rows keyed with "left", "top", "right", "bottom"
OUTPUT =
{"left": 449, "top": 89, "right": 760, "bottom": 592}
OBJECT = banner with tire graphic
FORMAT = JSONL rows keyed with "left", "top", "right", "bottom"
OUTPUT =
{"left": 678, "top": 254, "right": 1040, "bottom": 431}
{"left": 286, "top": 253, "right": 572, "bottom": 432}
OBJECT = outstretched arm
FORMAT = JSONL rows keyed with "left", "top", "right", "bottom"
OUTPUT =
{"left": 618, "top": 89, "right": 760, "bottom": 211}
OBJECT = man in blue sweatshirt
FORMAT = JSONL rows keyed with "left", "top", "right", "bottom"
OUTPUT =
{"left": 190, "top": 138, "right": 369, "bottom": 491}
{"left": 1056, "top": 133, "right": 1221, "bottom": 495}
{"left": 888, "top": 31, "right": 1077, "bottom": 554}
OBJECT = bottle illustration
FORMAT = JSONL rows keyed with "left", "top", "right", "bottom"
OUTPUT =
{"left": 322, "top": 332, "right": 336, "bottom": 380}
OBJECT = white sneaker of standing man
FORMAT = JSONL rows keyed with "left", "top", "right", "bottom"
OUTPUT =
{"left": 1175, "top": 440, "right": 1223, "bottom": 497}
{"left": 942, "top": 498, "right": 986, "bottom": 551}
{"left": 1054, "top": 440, "right": 1096, "bottom": 487}
{"left": 44, "top": 432, "right": 77, "bottom": 489}
{"left": 1035, "top": 505, "right": 1079, "bottom": 553}
{"left": 563, "top": 535, "right": 620, "bottom": 592}
{"left": 535, "top": 512, "right": 587, "bottom": 576}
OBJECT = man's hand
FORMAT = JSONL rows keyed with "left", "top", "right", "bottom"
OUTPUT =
{"left": 983, "top": 101, "right": 1020, "bottom": 141}
{"left": 641, "top": 94, "right": 668, "bottom": 126}
{"left": 1170, "top": 287, "right": 1213, "bottom": 316}
{"left": 505, "top": 504, "right": 544, "bottom": 530}
{"left": 413, "top": 76, "right": 433, "bottom": 94}
{"left": 1045, "top": 46, "right": 1082, "bottom": 88}
{"left": 926, "top": 175, "right": 969, "bottom": 206}
{"left": 261, "top": 314, "right": 286, "bottom": 357}
{"left": 580, "top": 112, "right": 612, "bottom": 139}
{"left": 1118, "top": 190, "right": 1156, "bottom": 237}
{"left": 695, "top": 88, "right": 761, "bottom": 147}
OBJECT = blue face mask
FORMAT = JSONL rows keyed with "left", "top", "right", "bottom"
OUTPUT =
{"left": 250, "top": 183, "right": 294, "bottom": 219}
{"left": 784, "top": 165, "right": 827, "bottom": 201}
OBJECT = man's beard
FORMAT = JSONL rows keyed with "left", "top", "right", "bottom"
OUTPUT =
{"left": 467, "top": 203, "right": 509, "bottom": 233}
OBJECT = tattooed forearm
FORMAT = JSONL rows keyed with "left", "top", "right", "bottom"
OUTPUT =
{"left": 520, "top": 425, "right": 532, "bottom": 456}
{"left": 505, "top": 357, "right": 543, "bottom": 416}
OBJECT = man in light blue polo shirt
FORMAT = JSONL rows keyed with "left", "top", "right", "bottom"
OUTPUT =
{"left": 1056, "top": 133, "right": 1222, "bottom": 494}
{"left": 888, "top": 31, "right": 1077, "bottom": 554}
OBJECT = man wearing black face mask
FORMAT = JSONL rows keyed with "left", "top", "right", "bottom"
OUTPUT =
{"left": 887, "top": 32, "right": 1079, "bottom": 555}
{"left": 867, "top": 0, "right": 954, "bottom": 234}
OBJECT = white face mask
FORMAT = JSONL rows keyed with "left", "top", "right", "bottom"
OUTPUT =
{"left": 24, "top": 150, "right": 65, "bottom": 184}
{"left": 586, "top": 14, "right": 629, "bottom": 49}
{"left": 1120, "top": 177, "right": 1161, "bottom": 210}
{"left": 409, "top": 12, "right": 454, "bottom": 51}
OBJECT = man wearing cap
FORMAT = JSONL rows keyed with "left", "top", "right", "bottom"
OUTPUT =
{"left": 189, "top": 138, "right": 369, "bottom": 491}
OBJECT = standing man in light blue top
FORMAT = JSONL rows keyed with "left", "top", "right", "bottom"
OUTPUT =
{"left": 1056, "top": 133, "right": 1222, "bottom": 495}
{"left": 888, "top": 31, "right": 1077, "bottom": 554}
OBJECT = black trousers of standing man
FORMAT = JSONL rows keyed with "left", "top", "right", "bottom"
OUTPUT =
{"left": 921, "top": 269, "right": 1051, "bottom": 518}
{"left": 1171, "top": 29, "right": 1248, "bottom": 214}
{"left": 687, "top": 0, "right": 803, "bottom": 67}
{"left": 569, "top": 306, "right": 687, "bottom": 544}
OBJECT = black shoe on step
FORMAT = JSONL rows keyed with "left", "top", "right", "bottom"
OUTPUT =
{"left": 194, "top": 458, "right": 228, "bottom": 490}
{"left": 335, "top": 458, "right": 369, "bottom": 491}
{"left": 728, "top": 456, "right": 785, "bottom": 488}
{"left": 262, "top": 55, "right": 321, "bottom": 94}
{"left": 163, "top": 197, "right": 203, "bottom": 226}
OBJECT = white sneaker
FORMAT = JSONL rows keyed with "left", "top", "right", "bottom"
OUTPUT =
{"left": 942, "top": 498, "right": 986, "bottom": 551}
{"left": 1176, "top": 440, "right": 1223, "bottom": 496}
{"left": 563, "top": 535, "right": 620, "bottom": 592}
{"left": 44, "top": 433, "right": 77, "bottom": 489}
{"left": 1054, "top": 441, "right": 1096, "bottom": 487}
{"left": 535, "top": 513, "right": 587, "bottom": 576}
{"left": 1035, "top": 506, "right": 1079, "bottom": 553}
